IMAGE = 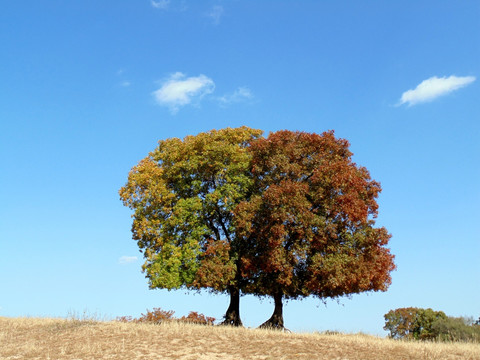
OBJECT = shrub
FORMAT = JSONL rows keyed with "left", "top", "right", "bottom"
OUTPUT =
{"left": 179, "top": 311, "right": 215, "bottom": 326}
{"left": 116, "top": 308, "right": 175, "bottom": 324}
{"left": 116, "top": 307, "right": 215, "bottom": 326}
{"left": 138, "top": 308, "right": 175, "bottom": 324}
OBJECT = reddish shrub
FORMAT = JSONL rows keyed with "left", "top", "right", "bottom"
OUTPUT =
{"left": 138, "top": 308, "right": 175, "bottom": 324}
{"left": 116, "top": 308, "right": 215, "bottom": 326}
{"left": 179, "top": 311, "right": 215, "bottom": 326}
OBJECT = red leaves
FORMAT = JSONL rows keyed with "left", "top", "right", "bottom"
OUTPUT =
{"left": 117, "top": 308, "right": 215, "bottom": 326}
{"left": 236, "top": 129, "right": 395, "bottom": 301}
{"left": 194, "top": 239, "right": 236, "bottom": 291}
{"left": 179, "top": 311, "right": 216, "bottom": 326}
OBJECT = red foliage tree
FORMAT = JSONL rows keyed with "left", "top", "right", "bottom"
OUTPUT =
{"left": 235, "top": 130, "right": 395, "bottom": 329}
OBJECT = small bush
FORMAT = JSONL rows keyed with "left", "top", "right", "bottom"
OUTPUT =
{"left": 116, "top": 307, "right": 215, "bottom": 326}
{"left": 138, "top": 308, "right": 175, "bottom": 324}
{"left": 179, "top": 311, "right": 215, "bottom": 326}
{"left": 116, "top": 308, "right": 174, "bottom": 324}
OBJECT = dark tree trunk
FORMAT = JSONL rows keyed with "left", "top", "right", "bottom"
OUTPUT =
{"left": 220, "top": 286, "right": 243, "bottom": 326}
{"left": 259, "top": 292, "right": 285, "bottom": 330}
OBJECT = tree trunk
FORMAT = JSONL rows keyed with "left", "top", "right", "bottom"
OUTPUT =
{"left": 220, "top": 287, "right": 243, "bottom": 326}
{"left": 259, "top": 292, "right": 284, "bottom": 330}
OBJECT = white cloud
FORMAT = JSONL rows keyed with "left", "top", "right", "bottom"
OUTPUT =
{"left": 118, "top": 256, "right": 138, "bottom": 265}
{"left": 399, "top": 75, "right": 476, "bottom": 106}
{"left": 151, "top": 0, "right": 170, "bottom": 9}
{"left": 153, "top": 72, "right": 215, "bottom": 113}
{"left": 218, "top": 87, "right": 253, "bottom": 105}
{"left": 206, "top": 5, "right": 224, "bottom": 25}
{"left": 120, "top": 81, "right": 131, "bottom": 87}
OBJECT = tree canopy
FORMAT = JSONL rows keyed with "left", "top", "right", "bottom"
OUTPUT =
{"left": 235, "top": 130, "right": 395, "bottom": 328}
{"left": 383, "top": 307, "right": 480, "bottom": 342}
{"left": 120, "top": 127, "right": 395, "bottom": 329}
{"left": 119, "top": 126, "right": 263, "bottom": 325}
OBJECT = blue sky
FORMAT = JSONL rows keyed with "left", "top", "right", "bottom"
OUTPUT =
{"left": 1, "top": 1, "right": 479, "bottom": 335}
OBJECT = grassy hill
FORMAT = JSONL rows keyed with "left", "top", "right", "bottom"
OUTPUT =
{"left": 1, "top": 317, "right": 479, "bottom": 359}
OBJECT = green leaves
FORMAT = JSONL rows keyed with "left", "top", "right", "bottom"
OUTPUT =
{"left": 119, "top": 126, "right": 263, "bottom": 293}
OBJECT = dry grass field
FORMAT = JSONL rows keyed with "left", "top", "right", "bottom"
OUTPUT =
{"left": 1, "top": 317, "right": 479, "bottom": 360}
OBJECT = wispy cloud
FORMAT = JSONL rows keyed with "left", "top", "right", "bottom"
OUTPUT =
{"left": 153, "top": 72, "right": 215, "bottom": 113}
{"left": 398, "top": 75, "right": 476, "bottom": 106}
{"left": 151, "top": 0, "right": 170, "bottom": 10}
{"left": 118, "top": 256, "right": 138, "bottom": 265}
{"left": 218, "top": 87, "right": 253, "bottom": 105}
{"left": 116, "top": 69, "right": 131, "bottom": 88}
{"left": 206, "top": 5, "right": 224, "bottom": 25}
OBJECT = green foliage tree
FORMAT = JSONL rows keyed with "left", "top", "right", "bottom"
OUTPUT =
{"left": 432, "top": 316, "right": 480, "bottom": 342}
{"left": 384, "top": 307, "right": 448, "bottom": 340}
{"left": 385, "top": 308, "right": 480, "bottom": 342}
{"left": 119, "top": 126, "right": 263, "bottom": 326}
{"left": 235, "top": 130, "right": 395, "bottom": 329}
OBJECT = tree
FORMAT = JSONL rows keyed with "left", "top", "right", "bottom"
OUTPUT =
{"left": 384, "top": 307, "right": 420, "bottom": 340}
{"left": 383, "top": 307, "right": 450, "bottom": 340}
{"left": 235, "top": 130, "right": 395, "bottom": 329}
{"left": 432, "top": 316, "right": 480, "bottom": 342}
{"left": 385, "top": 308, "right": 480, "bottom": 342}
{"left": 119, "top": 126, "right": 263, "bottom": 326}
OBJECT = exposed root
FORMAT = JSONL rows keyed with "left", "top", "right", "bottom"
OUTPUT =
{"left": 258, "top": 316, "right": 285, "bottom": 331}
{"left": 219, "top": 313, "right": 243, "bottom": 327}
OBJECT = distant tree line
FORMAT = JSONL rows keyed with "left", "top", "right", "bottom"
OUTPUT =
{"left": 120, "top": 127, "right": 396, "bottom": 329}
{"left": 384, "top": 307, "right": 480, "bottom": 342}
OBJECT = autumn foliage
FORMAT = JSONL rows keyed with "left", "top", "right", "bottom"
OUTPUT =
{"left": 120, "top": 127, "right": 395, "bottom": 328}
{"left": 236, "top": 130, "right": 395, "bottom": 328}
{"left": 119, "top": 126, "right": 263, "bottom": 325}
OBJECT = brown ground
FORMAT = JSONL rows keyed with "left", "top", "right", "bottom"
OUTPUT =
{"left": 1, "top": 317, "right": 479, "bottom": 359}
